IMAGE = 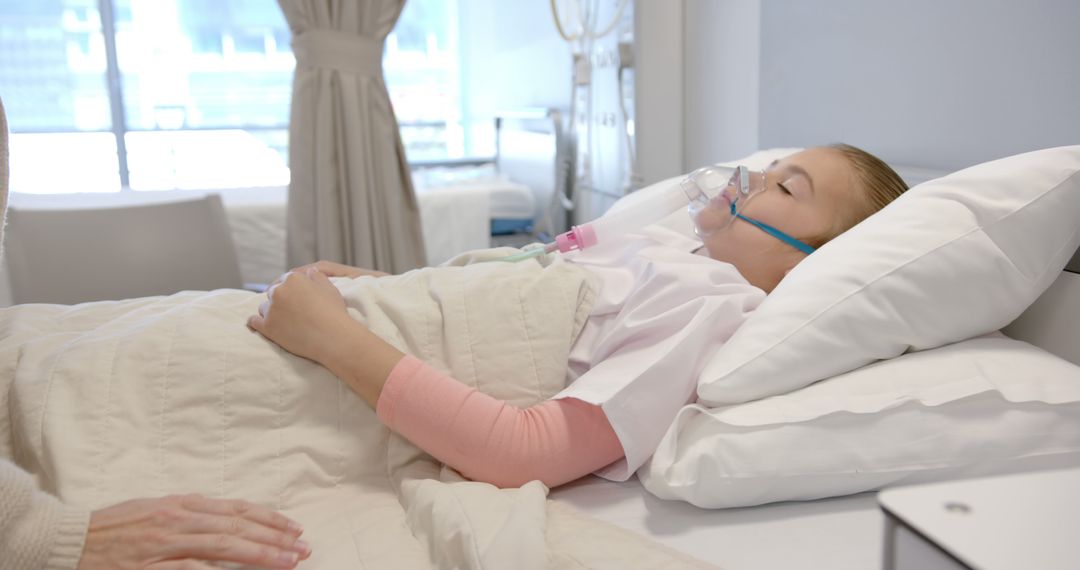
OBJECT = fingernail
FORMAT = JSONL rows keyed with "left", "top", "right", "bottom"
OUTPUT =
{"left": 292, "top": 539, "right": 311, "bottom": 556}
{"left": 278, "top": 551, "right": 298, "bottom": 566}
{"left": 288, "top": 521, "right": 304, "bottom": 535}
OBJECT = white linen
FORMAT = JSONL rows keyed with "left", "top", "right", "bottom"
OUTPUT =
{"left": 416, "top": 182, "right": 491, "bottom": 267}
{"left": 414, "top": 169, "right": 536, "bottom": 218}
{"left": 1, "top": 249, "right": 716, "bottom": 569}
{"left": 0, "top": 178, "right": 530, "bottom": 303}
{"left": 698, "top": 145, "right": 1080, "bottom": 405}
{"left": 558, "top": 225, "right": 765, "bottom": 480}
{"left": 415, "top": 174, "right": 536, "bottom": 266}
{"left": 641, "top": 334, "right": 1080, "bottom": 509}
{"left": 486, "top": 180, "right": 536, "bottom": 219}
{"left": 217, "top": 187, "right": 288, "bottom": 286}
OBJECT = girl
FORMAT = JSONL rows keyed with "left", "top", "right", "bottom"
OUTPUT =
{"left": 248, "top": 144, "right": 908, "bottom": 489}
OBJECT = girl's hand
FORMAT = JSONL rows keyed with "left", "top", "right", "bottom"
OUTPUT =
{"left": 248, "top": 267, "right": 354, "bottom": 364}
{"left": 77, "top": 494, "right": 310, "bottom": 570}
{"left": 250, "top": 267, "right": 404, "bottom": 409}
{"left": 271, "top": 260, "right": 388, "bottom": 287}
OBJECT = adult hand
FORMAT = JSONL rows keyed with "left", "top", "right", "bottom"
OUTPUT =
{"left": 270, "top": 260, "right": 388, "bottom": 287}
{"left": 248, "top": 267, "right": 355, "bottom": 364}
{"left": 77, "top": 494, "right": 311, "bottom": 570}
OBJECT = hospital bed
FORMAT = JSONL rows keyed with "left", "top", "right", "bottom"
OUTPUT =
{"left": 547, "top": 159, "right": 921, "bottom": 570}
{"left": 548, "top": 259, "right": 1080, "bottom": 570}
{"left": 546, "top": 158, "right": 1080, "bottom": 570}
{"left": 3, "top": 143, "right": 1078, "bottom": 569}
{"left": 414, "top": 108, "right": 568, "bottom": 265}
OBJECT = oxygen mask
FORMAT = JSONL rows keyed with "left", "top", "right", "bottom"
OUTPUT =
{"left": 680, "top": 165, "right": 767, "bottom": 238}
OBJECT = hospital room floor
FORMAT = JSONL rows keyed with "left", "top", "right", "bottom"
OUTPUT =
{"left": 549, "top": 476, "right": 884, "bottom": 570}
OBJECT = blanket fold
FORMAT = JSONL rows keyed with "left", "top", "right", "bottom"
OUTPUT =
{"left": 1, "top": 247, "right": 716, "bottom": 569}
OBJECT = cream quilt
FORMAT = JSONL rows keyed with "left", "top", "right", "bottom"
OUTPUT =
{"left": 0, "top": 249, "right": 715, "bottom": 569}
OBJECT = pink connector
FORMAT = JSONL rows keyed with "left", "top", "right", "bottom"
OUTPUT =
{"left": 552, "top": 224, "right": 598, "bottom": 253}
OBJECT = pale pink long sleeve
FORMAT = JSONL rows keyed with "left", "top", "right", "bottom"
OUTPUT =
{"left": 376, "top": 355, "right": 625, "bottom": 488}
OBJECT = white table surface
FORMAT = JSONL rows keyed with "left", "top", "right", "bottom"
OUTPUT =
{"left": 550, "top": 476, "right": 885, "bottom": 570}
{"left": 879, "top": 467, "right": 1080, "bottom": 570}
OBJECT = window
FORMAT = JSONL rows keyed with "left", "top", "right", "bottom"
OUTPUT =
{"left": 1, "top": 0, "right": 481, "bottom": 194}
{"left": 387, "top": 0, "right": 470, "bottom": 162}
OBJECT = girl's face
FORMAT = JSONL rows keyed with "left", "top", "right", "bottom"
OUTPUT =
{"left": 698, "top": 147, "right": 859, "bottom": 292}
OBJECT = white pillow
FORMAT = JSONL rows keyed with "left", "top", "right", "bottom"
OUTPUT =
{"left": 640, "top": 334, "right": 1080, "bottom": 508}
{"left": 605, "top": 148, "right": 803, "bottom": 236}
{"left": 698, "top": 145, "right": 1080, "bottom": 405}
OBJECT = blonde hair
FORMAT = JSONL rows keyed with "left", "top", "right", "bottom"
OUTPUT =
{"left": 807, "top": 143, "right": 908, "bottom": 248}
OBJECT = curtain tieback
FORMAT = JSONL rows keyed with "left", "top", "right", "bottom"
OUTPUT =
{"left": 292, "top": 29, "right": 384, "bottom": 76}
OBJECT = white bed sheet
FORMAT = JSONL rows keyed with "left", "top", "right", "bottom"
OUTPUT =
{"left": 0, "top": 179, "right": 538, "bottom": 306}
{"left": 414, "top": 174, "right": 536, "bottom": 265}
{"left": 412, "top": 167, "right": 536, "bottom": 219}
{"left": 550, "top": 476, "right": 885, "bottom": 570}
{"left": 442, "top": 177, "right": 535, "bottom": 220}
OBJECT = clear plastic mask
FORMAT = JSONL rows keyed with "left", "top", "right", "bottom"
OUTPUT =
{"left": 680, "top": 165, "right": 767, "bottom": 237}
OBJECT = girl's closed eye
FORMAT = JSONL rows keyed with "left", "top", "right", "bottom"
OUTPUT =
{"left": 777, "top": 181, "right": 793, "bottom": 195}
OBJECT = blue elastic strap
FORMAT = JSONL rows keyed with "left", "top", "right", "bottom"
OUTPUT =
{"left": 731, "top": 202, "right": 817, "bottom": 255}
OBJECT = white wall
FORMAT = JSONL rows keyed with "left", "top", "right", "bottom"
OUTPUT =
{"left": 674, "top": 0, "right": 1080, "bottom": 173}
{"left": 683, "top": 0, "right": 760, "bottom": 171}
{"left": 637, "top": 0, "right": 762, "bottom": 180}
{"left": 634, "top": 0, "right": 683, "bottom": 185}
{"left": 757, "top": 0, "right": 1080, "bottom": 171}
{"left": 457, "top": 0, "right": 573, "bottom": 153}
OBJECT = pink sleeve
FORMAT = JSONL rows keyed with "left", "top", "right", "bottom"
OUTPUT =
{"left": 376, "top": 355, "right": 625, "bottom": 489}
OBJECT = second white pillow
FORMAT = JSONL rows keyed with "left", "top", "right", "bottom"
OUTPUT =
{"left": 641, "top": 334, "right": 1080, "bottom": 508}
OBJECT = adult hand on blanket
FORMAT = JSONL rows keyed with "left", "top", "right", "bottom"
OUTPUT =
{"left": 248, "top": 267, "right": 405, "bottom": 408}
{"left": 270, "top": 260, "right": 389, "bottom": 287}
{"left": 77, "top": 493, "right": 311, "bottom": 570}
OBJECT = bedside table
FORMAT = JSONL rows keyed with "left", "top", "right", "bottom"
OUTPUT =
{"left": 879, "top": 467, "right": 1079, "bottom": 570}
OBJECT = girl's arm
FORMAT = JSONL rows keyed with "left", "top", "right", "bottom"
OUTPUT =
{"left": 376, "top": 355, "right": 624, "bottom": 488}
{"left": 249, "top": 268, "right": 625, "bottom": 488}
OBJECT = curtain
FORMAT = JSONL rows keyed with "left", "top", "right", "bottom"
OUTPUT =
{"left": 278, "top": 0, "right": 426, "bottom": 273}
{"left": 0, "top": 96, "right": 8, "bottom": 251}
